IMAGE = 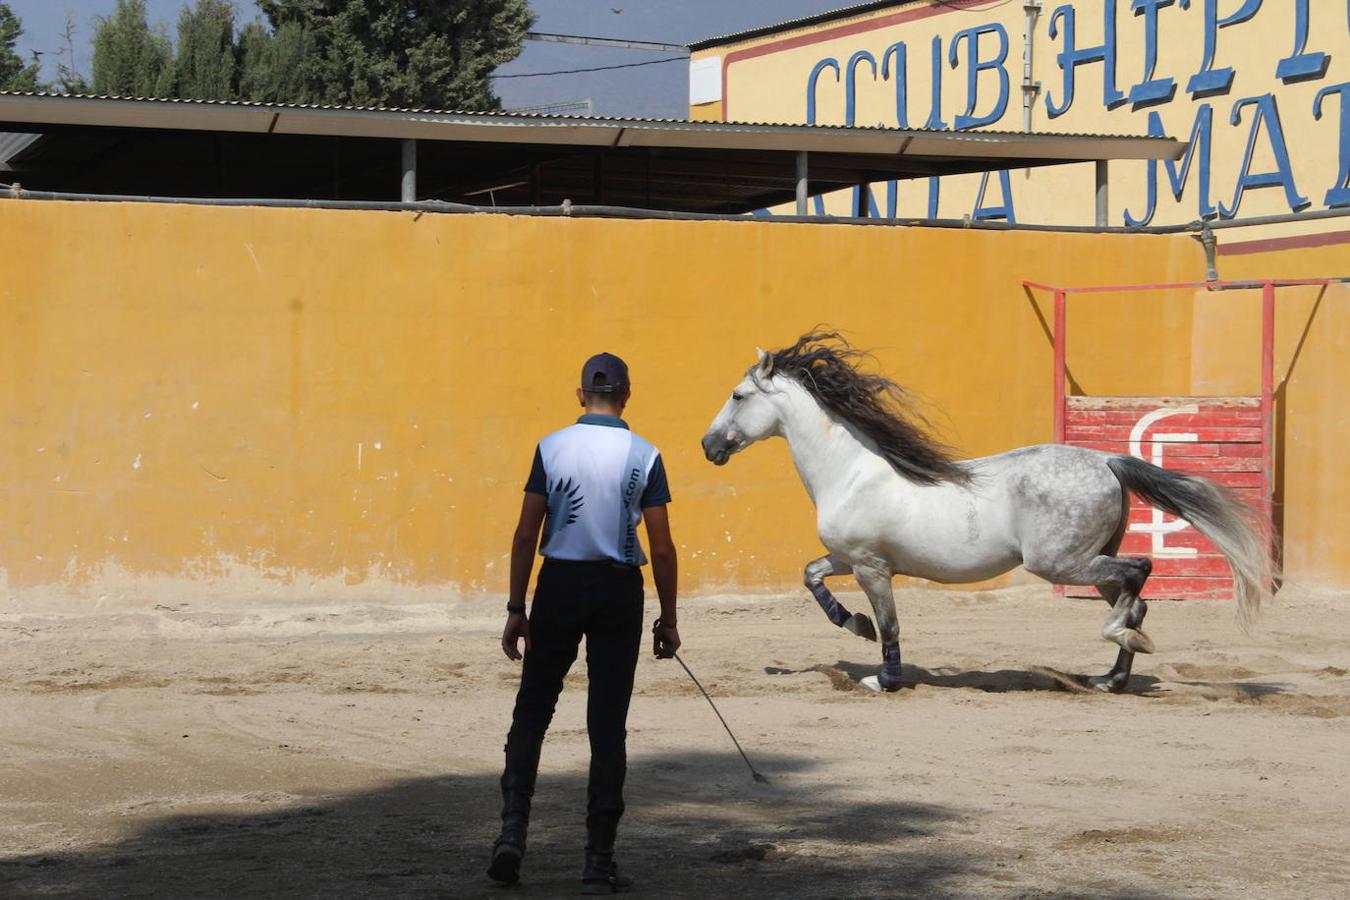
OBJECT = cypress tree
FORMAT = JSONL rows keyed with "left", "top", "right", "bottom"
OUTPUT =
{"left": 0, "top": 3, "right": 41, "bottom": 92}
{"left": 255, "top": 0, "right": 535, "bottom": 110}
{"left": 90, "top": 0, "right": 174, "bottom": 98}
{"left": 174, "top": 0, "right": 237, "bottom": 100}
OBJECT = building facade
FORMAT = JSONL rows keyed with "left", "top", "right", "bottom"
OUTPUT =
{"left": 690, "top": 0, "right": 1350, "bottom": 254}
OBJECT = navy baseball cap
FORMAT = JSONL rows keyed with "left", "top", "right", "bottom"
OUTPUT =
{"left": 581, "top": 352, "right": 630, "bottom": 393}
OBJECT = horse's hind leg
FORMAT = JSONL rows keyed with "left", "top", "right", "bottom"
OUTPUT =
{"left": 1091, "top": 583, "right": 1150, "bottom": 693}
{"left": 1085, "top": 490, "right": 1151, "bottom": 692}
{"left": 1094, "top": 557, "right": 1154, "bottom": 656}
{"left": 1027, "top": 553, "right": 1156, "bottom": 657}
{"left": 803, "top": 555, "right": 876, "bottom": 641}
{"left": 852, "top": 566, "right": 903, "bottom": 693}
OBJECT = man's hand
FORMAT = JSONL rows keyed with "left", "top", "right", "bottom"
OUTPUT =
{"left": 502, "top": 612, "right": 531, "bottom": 661}
{"left": 652, "top": 618, "right": 681, "bottom": 659}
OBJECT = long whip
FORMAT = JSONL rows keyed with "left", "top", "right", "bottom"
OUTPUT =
{"left": 672, "top": 651, "right": 770, "bottom": 784}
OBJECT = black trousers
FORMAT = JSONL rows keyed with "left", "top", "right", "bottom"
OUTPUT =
{"left": 501, "top": 558, "right": 645, "bottom": 845}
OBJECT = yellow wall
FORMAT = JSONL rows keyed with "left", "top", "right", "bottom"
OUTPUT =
{"left": 0, "top": 200, "right": 1242, "bottom": 606}
{"left": 1190, "top": 239, "right": 1350, "bottom": 583}
{"left": 692, "top": 0, "right": 1350, "bottom": 247}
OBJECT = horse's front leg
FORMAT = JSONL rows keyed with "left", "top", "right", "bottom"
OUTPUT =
{"left": 853, "top": 566, "right": 903, "bottom": 693}
{"left": 803, "top": 554, "right": 876, "bottom": 641}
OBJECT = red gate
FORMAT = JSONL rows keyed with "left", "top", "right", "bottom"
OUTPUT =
{"left": 1023, "top": 278, "right": 1336, "bottom": 601}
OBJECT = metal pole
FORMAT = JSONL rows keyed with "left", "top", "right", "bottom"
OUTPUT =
{"left": 1053, "top": 288, "right": 1067, "bottom": 446}
{"left": 1052, "top": 286, "right": 1068, "bottom": 602}
{"left": 1094, "top": 159, "right": 1108, "bottom": 227}
{"left": 401, "top": 139, "right": 417, "bottom": 202}
{"left": 1260, "top": 280, "right": 1275, "bottom": 509}
{"left": 1021, "top": 1, "right": 1041, "bottom": 135}
{"left": 796, "top": 151, "right": 809, "bottom": 216}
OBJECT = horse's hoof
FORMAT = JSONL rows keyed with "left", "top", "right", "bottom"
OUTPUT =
{"left": 1122, "top": 628, "right": 1155, "bottom": 654}
{"left": 1104, "top": 626, "right": 1155, "bottom": 655}
{"left": 1088, "top": 674, "right": 1128, "bottom": 693}
{"left": 859, "top": 675, "right": 901, "bottom": 694}
{"left": 844, "top": 613, "right": 877, "bottom": 642}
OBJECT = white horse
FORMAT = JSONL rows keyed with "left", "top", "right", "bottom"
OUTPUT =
{"left": 700, "top": 332, "right": 1272, "bottom": 693}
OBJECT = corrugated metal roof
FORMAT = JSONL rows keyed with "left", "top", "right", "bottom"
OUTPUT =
{"left": 0, "top": 92, "right": 1181, "bottom": 161}
{"left": 689, "top": 1, "right": 920, "bottom": 51}
{"left": 0, "top": 131, "right": 39, "bottom": 169}
{"left": 0, "top": 91, "right": 1184, "bottom": 215}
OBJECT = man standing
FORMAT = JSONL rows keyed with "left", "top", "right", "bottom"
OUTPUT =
{"left": 489, "top": 352, "right": 681, "bottom": 894}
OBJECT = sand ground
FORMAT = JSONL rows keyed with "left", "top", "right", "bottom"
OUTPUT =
{"left": 1, "top": 584, "right": 1348, "bottom": 899}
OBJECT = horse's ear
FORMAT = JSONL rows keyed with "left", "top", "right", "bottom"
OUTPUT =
{"left": 755, "top": 348, "right": 774, "bottom": 377}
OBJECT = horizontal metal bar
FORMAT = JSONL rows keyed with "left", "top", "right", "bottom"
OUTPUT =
{"left": 1024, "top": 278, "right": 1348, "bottom": 294}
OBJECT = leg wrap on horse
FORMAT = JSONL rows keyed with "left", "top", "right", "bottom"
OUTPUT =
{"left": 878, "top": 641, "right": 903, "bottom": 690}
{"left": 809, "top": 582, "right": 851, "bottom": 628}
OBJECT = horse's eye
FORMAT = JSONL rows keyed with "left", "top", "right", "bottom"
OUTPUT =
{"left": 731, "top": 392, "right": 744, "bottom": 402}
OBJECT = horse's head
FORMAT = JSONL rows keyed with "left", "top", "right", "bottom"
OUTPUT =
{"left": 701, "top": 349, "right": 784, "bottom": 465}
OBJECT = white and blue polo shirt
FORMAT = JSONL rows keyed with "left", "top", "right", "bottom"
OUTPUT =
{"left": 524, "top": 414, "right": 671, "bottom": 566}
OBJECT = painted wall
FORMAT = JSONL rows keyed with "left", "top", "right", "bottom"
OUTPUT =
{"left": 1192, "top": 243, "right": 1350, "bottom": 585}
{"left": 691, "top": 0, "right": 1350, "bottom": 253}
{"left": 0, "top": 199, "right": 1239, "bottom": 608}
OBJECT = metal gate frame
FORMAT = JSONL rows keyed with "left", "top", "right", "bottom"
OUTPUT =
{"left": 1022, "top": 276, "right": 1341, "bottom": 599}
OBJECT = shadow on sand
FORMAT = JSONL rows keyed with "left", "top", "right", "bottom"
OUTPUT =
{"left": 769, "top": 661, "right": 1164, "bottom": 696}
{"left": 1, "top": 750, "right": 979, "bottom": 899}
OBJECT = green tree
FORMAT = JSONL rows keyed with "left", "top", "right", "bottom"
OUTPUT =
{"left": 91, "top": 0, "right": 174, "bottom": 98}
{"left": 174, "top": 0, "right": 236, "bottom": 100}
{"left": 54, "top": 13, "right": 92, "bottom": 94}
{"left": 0, "top": 3, "right": 42, "bottom": 92}
{"left": 254, "top": 0, "right": 535, "bottom": 110}
{"left": 237, "top": 18, "right": 312, "bottom": 103}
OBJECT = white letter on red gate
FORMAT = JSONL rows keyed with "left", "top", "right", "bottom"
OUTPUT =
{"left": 1127, "top": 405, "right": 1199, "bottom": 557}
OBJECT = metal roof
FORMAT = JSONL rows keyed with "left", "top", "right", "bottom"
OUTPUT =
{"left": 0, "top": 92, "right": 1183, "bottom": 215}
{"left": 689, "top": 1, "right": 920, "bottom": 51}
{"left": 0, "top": 130, "right": 39, "bottom": 170}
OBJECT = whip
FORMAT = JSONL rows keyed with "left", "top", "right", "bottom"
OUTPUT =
{"left": 672, "top": 651, "right": 770, "bottom": 785}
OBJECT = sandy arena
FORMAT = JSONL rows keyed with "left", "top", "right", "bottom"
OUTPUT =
{"left": 2, "top": 584, "right": 1347, "bottom": 898}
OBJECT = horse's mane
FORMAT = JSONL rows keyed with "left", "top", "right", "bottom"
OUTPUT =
{"left": 761, "top": 331, "right": 971, "bottom": 486}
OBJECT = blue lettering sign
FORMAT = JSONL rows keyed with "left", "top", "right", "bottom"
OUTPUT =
{"left": 1046, "top": 1, "right": 1125, "bottom": 117}
{"left": 1314, "top": 83, "right": 1350, "bottom": 207}
{"left": 926, "top": 36, "right": 948, "bottom": 129}
{"left": 1128, "top": 0, "right": 1183, "bottom": 108}
{"left": 1219, "top": 94, "right": 1310, "bottom": 218}
{"left": 806, "top": 58, "right": 841, "bottom": 124}
{"left": 1276, "top": 0, "right": 1330, "bottom": 84}
{"left": 881, "top": 42, "right": 910, "bottom": 129}
{"left": 1124, "top": 105, "right": 1216, "bottom": 226}
{"left": 948, "top": 23, "right": 1011, "bottom": 129}
{"left": 972, "top": 170, "right": 1016, "bottom": 222}
{"left": 1188, "top": 0, "right": 1260, "bottom": 98}
{"left": 853, "top": 182, "right": 899, "bottom": 218}
{"left": 845, "top": 50, "right": 878, "bottom": 126}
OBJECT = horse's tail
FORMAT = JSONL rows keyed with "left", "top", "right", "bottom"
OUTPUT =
{"left": 1106, "top": 455, "right": 1274, "bottom": 625}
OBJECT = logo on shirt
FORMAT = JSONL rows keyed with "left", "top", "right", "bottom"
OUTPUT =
{"left": 545, "top": 477, "right": 585, "bottom": 540}
{"left": 621, "top": 466, "right": 642, "bottom": 563}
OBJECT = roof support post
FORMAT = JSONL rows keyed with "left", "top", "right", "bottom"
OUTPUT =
{"left": 401, "top": 139, "right": 417, "bottom": 203}
{"left": 796, "top": 151, "right": 809, "bottom": 216}
{"left": 1094, "top": 159, "right": 1108, "bottom": 227}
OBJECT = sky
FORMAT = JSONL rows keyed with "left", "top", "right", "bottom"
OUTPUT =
{"left": 5, "top": 0, "right": 851, "bottom": 117}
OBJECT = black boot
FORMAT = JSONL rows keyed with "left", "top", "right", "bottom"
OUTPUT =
{"left": 580, "top": 847, "right": 633, "bottom": 895}
{"left": 487, "top": 777, "right": 530, "bottom": 884}
{"left": 487, "top": 755, "right": 536, "bottom": 885}
{"left": 580, "top": 817, "right": 632, "bottom": 894}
